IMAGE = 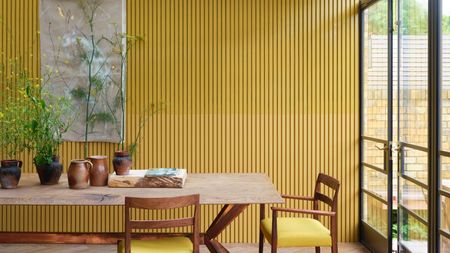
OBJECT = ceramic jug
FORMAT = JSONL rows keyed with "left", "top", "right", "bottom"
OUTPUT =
{"left": 87, "top": 156, "right": 109, "bottom": 186}
{"left": 68, "top": 159, "right": 92, "bottom": 189}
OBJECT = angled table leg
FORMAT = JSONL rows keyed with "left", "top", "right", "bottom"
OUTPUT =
{"left": 204, "top": 204, "right": 250, "bottom": 253}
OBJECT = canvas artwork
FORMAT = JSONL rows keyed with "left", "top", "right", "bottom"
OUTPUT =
{"left": 39, "top": 0, "right": 126, "bottom": 143}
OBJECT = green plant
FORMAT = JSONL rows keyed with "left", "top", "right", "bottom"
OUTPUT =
{"left": 24, "top": 70, "right": 71, "bottom": 166}
{"left": 0, "top": 62, "right": 32, "bottom": 159}
{"left": 46, "top": 0, "right": 143, "bottom": 157}
{"left": 127, "top": 102, "right": 166, "bottom": 158}
{"left": 108, "top": 27, "right": 143, "bottom": 152}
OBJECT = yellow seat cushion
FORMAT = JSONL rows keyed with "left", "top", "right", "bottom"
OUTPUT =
{"left": 117, "top": 237, "right": 193, "bottom": 253}
{"left": 261, "top": 217, "right": 332, "bottom": 247}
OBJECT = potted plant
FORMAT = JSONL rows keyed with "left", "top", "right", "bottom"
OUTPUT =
{"left": 108, "top": 30, "right": 144, "bottom": 176}
{"left": 24, "top": 76, "right": 71, "bottom": 185}
{"left": 0, "top": 104, "right": 26, "bottom": 188}
{"left": 113, "top": 102, "right": 165, "bottom": 175}
{"left": 0, "top": 63, "right": 30, "bottom": 189}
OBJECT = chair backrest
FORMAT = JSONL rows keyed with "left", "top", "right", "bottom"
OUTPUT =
{"left": 124, "top": 194, "right": 200, "bottom": 253}
{"left": 313, "top": 173, "right": 340, "bottom": 213}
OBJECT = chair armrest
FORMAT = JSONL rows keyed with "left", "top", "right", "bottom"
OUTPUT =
{"left": 281, "top": 194, "right": 315, "bottom": 201}
{"left": 272, "top": 207, "right": 336, "bottom": 216}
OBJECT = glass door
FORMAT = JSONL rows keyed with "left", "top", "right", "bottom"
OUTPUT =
{"left": 396, "top": 0, "right": 430, "bottom": 252}
{"left": 440, "top": 1, "right": 450, "bottom": 251}
{"left": 360, "top": 1, "right": 393, "bottom": 252}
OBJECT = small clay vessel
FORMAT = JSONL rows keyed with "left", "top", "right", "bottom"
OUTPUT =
{"left": 35, "top": 156, "right": 63, "bottom": 185}
{"left": 87, "top": 155, "right": 109, "bottom": 186}
{"left": 112, "top": 150, "right": 132, "bottom": 175}
{"left": 68, "top": 159, "right": 92, "bottom": 189}
{"left": 0, "top": 160, "right": 22, "bottom": 189}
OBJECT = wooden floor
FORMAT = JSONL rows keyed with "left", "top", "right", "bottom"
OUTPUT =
{"left": 0, "top": 243, "right": 370, "bottom": 253}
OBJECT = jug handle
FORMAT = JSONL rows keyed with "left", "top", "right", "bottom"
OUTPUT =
{"left": 17, "top": 161, "right": 22, "bottom": 168}
{"left": 85, "top": 160, "right": 93, "bottom": 171}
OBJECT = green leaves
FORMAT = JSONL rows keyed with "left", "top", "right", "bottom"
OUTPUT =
{"left": 70, "top": 86, "right": 88, "bottom": 101}
{"left": 88, "top": 111, "right": 114, "bottom": 124}
{"left": 0, "top": 63, "right": 33, "bottom": 158}
{"left": 0, "top": 60, "right": 70, "bottom": 164}
{"left": 90, "top": 75, "right": 103, "bottom": 90}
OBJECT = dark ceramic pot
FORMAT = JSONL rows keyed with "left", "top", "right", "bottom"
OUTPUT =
{"left": 35, "top": 156, "right": 63, "bottom": 185}
{"left": 0, "top": 160, "right": 22, "bottom": 189}
{"left": 87, "top": 155, "right": 109, "bottom": 186}
{"left": 68, "top": 159, "right": 92, "bottom": 189}
{"left": 112, "top": 150, "right": 132, "bottom": 175}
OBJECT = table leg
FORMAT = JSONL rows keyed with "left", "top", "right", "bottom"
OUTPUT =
{"left": 204, "top": 204, "right": 249, "bottom": 253}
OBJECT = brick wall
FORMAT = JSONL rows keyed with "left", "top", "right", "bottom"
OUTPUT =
{"left": 363, "top": 35, "right": 450, "bottom": 237}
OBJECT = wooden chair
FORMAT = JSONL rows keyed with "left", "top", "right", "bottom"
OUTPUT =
{"left": 118, "top": 194, "right": 200, "bottom": 253}
{"left": 259, "top": 173, "right": 340, "bottom": 253}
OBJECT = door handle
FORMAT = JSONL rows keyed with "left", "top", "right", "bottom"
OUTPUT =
{"left": 375, "top": 144, "right": 389, "bottom": 151}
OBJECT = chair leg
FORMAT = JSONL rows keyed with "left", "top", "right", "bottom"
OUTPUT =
{"left": 331, "top": 242, "right": 338, "bottom": 253}
{"left": 315, "top": 246, "right": 320, "bottom": 253}
{"left": 271, "top": 243, "right": 277, "bottom": 253}
{"left": 259, "top": 230, "right": 264, "bottom": 253}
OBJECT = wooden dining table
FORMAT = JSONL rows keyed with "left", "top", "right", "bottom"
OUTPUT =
{"left": 0, "top": 173, "right": 283, "bottom": 253}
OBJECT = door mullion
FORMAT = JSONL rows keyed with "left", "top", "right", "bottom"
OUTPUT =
{"left": 387, "top": 1, "right": 394, "bottom": 252}
{"left": 428, "top": 0, "right": 441, "bottom": 252}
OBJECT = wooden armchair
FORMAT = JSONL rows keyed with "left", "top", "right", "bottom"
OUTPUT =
{"left": 118, "top": 194, "right": 200, "bottom": 253}
{"left": 259, "top": 173, "right": 340, "bottom": 253}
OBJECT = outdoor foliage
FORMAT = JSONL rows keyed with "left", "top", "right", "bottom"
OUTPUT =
{"left": 368, "top": 0, "right": 450, "bottom": 35}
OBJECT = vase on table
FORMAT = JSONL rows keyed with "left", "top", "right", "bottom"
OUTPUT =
{"left": 35, "top": 156, "right": 63, "bottom": 185}
{"left": 112, "top": 150, "right": 132, "bottom": 175}
{"left": 68, "top": 159, "right": 92, "bottom": 189}
{"left": 0, "top": 160, "right": 22, "bottom": 189}
{"left": 87, "top": 155, "right": 109, "bottom": 186}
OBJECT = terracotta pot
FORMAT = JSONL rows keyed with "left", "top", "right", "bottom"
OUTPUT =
{"left": 0, "top": 160, "right": 22, "bottom": 189}
{"left": 35, "top": 156, "right": 63, "bottom": 185}
{"left": 112, "top": 150, "right": 132, "bottom": 175}
{"left": 87, "top": 155, "right": 109, "bottom": 186}
{"left": 68, "top": 159, "right": 92, "bottom": 189}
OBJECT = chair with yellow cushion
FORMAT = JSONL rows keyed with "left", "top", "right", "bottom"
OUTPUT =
{"left": 259, "top": 173, "right": 340, "bottom": 253}
{"left": 118, "top": 194, "right": 200, "bottom": 253}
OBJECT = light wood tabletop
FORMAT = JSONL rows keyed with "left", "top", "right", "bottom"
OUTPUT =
{"left": 0, "top": 173, "right": 283, "bottom": 206}
{"left": 0, "top": 173, "right": 283, "bottom": 252}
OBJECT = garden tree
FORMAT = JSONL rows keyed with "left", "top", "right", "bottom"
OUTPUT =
{"left": 444, "top": 15, "right": 450, "bottom": 35}
{"left": 367, "top": 0, "right": 450, "bottom": 35}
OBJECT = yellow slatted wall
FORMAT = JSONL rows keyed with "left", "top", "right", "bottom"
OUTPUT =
{"left": 0, "top": 0, "right": 359, "bottom": 243}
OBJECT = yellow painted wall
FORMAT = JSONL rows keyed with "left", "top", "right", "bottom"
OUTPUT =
{"left": 0, "top": 0, "right": 359, "bottom": 242}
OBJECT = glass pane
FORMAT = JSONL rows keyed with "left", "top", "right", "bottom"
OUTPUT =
{"left": 441, "top": 4, "right": 450, "bottom": 253}
{"left": 441, "top": 196, "right": 450, "bottom": 234}
{"left": 363, "top": 140, "right": 386, "bottom": 168}
{"left": 440, "top": 156, "right": 450, "bottom": 191}
{"left": 402, "top": 147, "right": 428, "bottom": 185}
{"left": 399, "top": 178, "right": 428, "bottom": 221}
{"left": 399, "top": 0, "right": 428, "bottom": 147}
{"left": 363, "top": 166, "right": 388, "bottom": 200}
{"left": 363, "top": 0, "right": 388, "bottom": 139}
{"left": 363, "top": 193, "right": 388, "bottom": 236}
{"left": 399, "top": 207, "right": 428, "bottom": 253}
{"left": 441, "top": 0, "right": 450, "bottom": 150}
{"left": 441, "top": 235, "right": 450, "bottom": 253}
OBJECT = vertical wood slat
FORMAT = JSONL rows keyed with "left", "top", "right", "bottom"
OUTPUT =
{"left": 0, "top": 0, "right": 359, "bottom": 243}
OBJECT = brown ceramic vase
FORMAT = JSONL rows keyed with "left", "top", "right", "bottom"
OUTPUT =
{"left": 87, "top": 155, "right": 109, "bottom": 186}
{"left": 68, "top": 159, "right": 92, "bottom": 189}
{"left": 35, "top": 156, "right": 63, "bottom": 185}
{"left": 112, "top": 150, "right": 132, "bottom": 175}
{"left": 0, "top": 160, "right": 22, "bottom": 189}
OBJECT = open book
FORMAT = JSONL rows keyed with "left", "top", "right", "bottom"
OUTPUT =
{"left": 145, "top": 168, "right": 186, "bottom": 177}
